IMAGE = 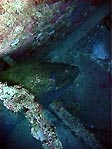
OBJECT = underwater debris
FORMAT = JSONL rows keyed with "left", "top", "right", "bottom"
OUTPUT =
{"left": 91, "top": 42, "right": 109, "bottom": 60}
{"left": 49, "top": 101, "right": 105, "bottom": 149}
{"left": 0, "top": 82, "right": 63, "bottom": 149}
{"left": 2, "top": 56, "right": 16, "bottom": 67}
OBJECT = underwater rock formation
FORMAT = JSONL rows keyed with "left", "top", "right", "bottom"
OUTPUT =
{"left": 0, "top": 82, "right": 63, "bottom": 149}
{"left": 0, "top": 0, "right": 78, "bottom": 57}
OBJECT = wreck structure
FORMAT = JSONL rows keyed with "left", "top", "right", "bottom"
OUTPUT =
{"left": 0, "top": 0, "right": 111, "bottom": 149}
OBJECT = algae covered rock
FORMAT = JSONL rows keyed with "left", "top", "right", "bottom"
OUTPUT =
{"left": 0, "top": 0, "right": 78, "bottom": 57}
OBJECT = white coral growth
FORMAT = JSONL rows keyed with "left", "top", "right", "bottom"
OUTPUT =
{"left": 0, "top": 82, "right": 63, "bottom": 149}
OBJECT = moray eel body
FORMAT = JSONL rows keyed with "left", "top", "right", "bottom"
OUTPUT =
{"left": 0, "top": 59, "right": 79, "bottom": 96}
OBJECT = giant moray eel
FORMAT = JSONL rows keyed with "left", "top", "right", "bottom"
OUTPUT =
{"left": 0, "top": 58, "right": 79, "bottom": 96}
